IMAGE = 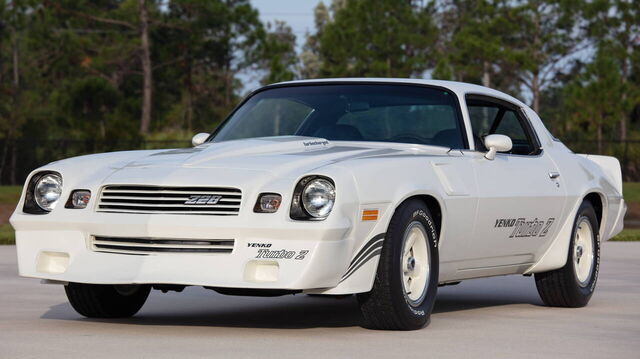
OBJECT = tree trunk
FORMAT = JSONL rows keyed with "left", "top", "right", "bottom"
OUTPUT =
{"left": 482, "top": 61, "right": 490, "bottom": 87}
{"left": 139, "top": 0, "right": 153, "bottom": 135}
{"left": 619, "top": 25, "right": 632, "bottom": 143}
{"left": 532, "top": 72, "right": 540, "bottom": 113}
{"left": 185, "top": 56, "right": 193, "bottom": 133}
{"left": 9, "top": 142, "right": 16, "bottom": 185}
{"left": 596, "top": 122, "right": 602, "bottom": 155}
{"left": 12, "top": 31, "right": 19, "bottom": 89}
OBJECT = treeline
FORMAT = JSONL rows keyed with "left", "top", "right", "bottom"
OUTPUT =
{"left": 0, "top": 0, "right": 639, "bottom": 180}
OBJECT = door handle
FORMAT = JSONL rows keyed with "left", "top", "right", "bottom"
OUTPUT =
{"left": 549, "top": 172, "right": 560, "bottom": 179}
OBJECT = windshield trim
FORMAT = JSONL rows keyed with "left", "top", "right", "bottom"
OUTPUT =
{"left": 207, "top": 81, "right": 469, "bottom": 149}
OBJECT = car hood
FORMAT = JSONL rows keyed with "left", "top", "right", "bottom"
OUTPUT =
{"left": 44, "top": 136, "right": 451, "bottom": 189}
{"left": 117, "top": 136, "right": 449, "bottom": 174}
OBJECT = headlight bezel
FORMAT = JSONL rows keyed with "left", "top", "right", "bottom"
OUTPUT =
{"left": 290, "top": 175, "right": 336, "bottom": 221}
{"left": 23, "top": 171, "right": 63, "bottom": 214}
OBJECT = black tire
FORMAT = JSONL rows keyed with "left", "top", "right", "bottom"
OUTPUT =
{"left": 64, "top": 283, "right": 151, "bottom": 318}
{"left": 357, "top": 199, "right": 439, "bottom": 330}
{"left": 534, "top": 200, "right": 600, "bottom": 307}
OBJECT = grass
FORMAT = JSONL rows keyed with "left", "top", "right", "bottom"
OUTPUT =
{"left": 0, "top": 186, "right": 21, "bottom": 204}
{"left": 0, "top": 186, "right": 20, "bottom": 245}
{"left": 0, "top": 224, "right": 14, "bottom": 245}
{"left": 623, "top": 182, "right": 640, "bottom": 203}
{"left": 610, "top": 229, "right": 640, "bottom": 242}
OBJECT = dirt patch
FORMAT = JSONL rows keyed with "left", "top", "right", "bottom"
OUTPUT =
{"left": 0, "top": 204, "right": 16, "bottom": 225}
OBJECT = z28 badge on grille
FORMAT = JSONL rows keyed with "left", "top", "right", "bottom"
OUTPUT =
{"left": 184, "top": 195, "right": 222, "bottom": 205}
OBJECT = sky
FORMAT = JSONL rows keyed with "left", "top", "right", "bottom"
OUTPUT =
{"left": 238, "top": 0, "right": 319, "bottom": 92}
{"left": 251, "top": 0, "right": 319, "bottom": 49}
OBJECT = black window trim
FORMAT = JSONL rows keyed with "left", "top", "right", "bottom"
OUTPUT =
{"left": 207, "top": 81, "right": 471, "bottom": 150}
{"left": 465, "top": 93, "right": 542, "bottom": 156}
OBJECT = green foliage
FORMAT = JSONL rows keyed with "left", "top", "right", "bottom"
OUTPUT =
{"left": 317, "top": 0, "right": 437, "bottom": 77}
{"left": 559, "top": 48, "right": 625, "bottom": 145}
{"left": 432, "top": 0, "right": 520, "bottom": 93}
{"left": 0, "top": 0, "right": 640, "bottom": 183}
{"left": 0, "top": 0, "right": 268, "bottom": 146}
{"left": 258, "top": 21, "right": 297, "bottom": 85}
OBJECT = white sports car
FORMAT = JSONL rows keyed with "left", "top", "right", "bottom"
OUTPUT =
{"left": 10, "top": 79, "right": 626, "bottom": 330}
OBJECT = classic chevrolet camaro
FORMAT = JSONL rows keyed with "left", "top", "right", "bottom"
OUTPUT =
{"left": 10, "top": 79, "right": 626, "bottom": 330}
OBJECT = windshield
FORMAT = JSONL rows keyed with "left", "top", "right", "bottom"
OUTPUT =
{"left": 211, "top": 84, "right": 467, "bottom": 148}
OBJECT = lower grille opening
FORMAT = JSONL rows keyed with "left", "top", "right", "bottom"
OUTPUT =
{"left": 92, "top": 236, "right": 234, "bottom": 255}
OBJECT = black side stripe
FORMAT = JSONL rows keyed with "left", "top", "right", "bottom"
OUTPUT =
{"left": 340, "top": 233, "right": 385, "bottom": 282}
{"left": 343, "top": 238, "right": 383, "bottom": 277}
{"left": 340, "top": 249, "right": 383, "bottom": 282}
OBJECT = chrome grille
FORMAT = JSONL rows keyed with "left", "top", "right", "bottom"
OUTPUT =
{"left": 97, "top": 185, "right": 241, "bottom": 215}
{"left": 92, "top": 236, "right": 234, "bottom": 255}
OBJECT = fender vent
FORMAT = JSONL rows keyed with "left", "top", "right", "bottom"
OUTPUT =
{"left": 91, "top": 236, "right": 235, "bottom": 255}
{"left": 97, "top": 185, "right": 241, "bottom": 215}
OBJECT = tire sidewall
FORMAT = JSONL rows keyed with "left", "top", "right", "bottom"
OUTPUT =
{"left": 388, "top": 201, "right": 439, "bottom": 328}
{"left": 568, "top": 202, "right": 600, "bottom": 301}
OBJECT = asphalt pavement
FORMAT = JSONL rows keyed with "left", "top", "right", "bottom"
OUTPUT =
{"left": 1, "top": 242, "right": 639, "bottom": 359}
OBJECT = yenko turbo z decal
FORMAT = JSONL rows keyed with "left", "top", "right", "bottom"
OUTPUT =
{"left": 494, "top": 217, "right": 555, "bottom": 238}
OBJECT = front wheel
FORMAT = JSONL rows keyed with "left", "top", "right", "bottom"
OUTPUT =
{"left": 65, "top": 283, "right": 151, "bottom": 318}
{"left": 357, "top": 199, "right": 439, "bottom": 330}
{"left": 534, "top": 200, "right": 600, "bottom": 307}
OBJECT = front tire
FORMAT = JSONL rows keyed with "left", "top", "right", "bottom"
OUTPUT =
{"left": 357, "top": 199, "right": 439, "bottom": 330}
{"left": 65, "top": 283, "right": 151, "bottom": 318}
{"left": 534, "top": 200, "right": 600, "bottom": 307}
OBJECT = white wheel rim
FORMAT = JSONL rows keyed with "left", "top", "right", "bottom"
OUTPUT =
{"left": 573, "top": 217, "right": 595, "bottom": 286}
{"left": 401, "top": 221, "right": 430, "bottom": 305}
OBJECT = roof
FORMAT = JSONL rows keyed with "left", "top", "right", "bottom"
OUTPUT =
{"left": 272, "top": 78, "right": 529, "bottom": 110}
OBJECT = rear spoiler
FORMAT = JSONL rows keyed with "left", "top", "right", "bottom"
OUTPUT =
{"left": 577, "top": 154, "right": 623, "bottom": 195}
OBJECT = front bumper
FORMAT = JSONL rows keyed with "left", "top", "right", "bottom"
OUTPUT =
{"left": 11, "top": 211, "right": 352, "bottom": 290}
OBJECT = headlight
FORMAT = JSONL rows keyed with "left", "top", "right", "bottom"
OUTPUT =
{"left": 290, "top": 176, "right": 335, "bottom": 220}
{"left": 302, "top": 179, "right": 335, "bottom": 218}
{"left": 34, "top": 173, "right": 63, "bottom": 211}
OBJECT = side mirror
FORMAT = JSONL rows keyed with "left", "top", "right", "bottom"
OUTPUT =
{"left": 483, "top": 134, "right": 512, "bottom": 160}
{"left": 191, "top": 133, "right": 209, "bottom": 147}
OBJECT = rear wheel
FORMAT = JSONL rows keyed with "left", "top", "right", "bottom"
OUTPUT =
{"left": 534, "top": 200, "right": 600, "bottom": 307}
{"left": 65, "top": 283, "right": 151, "bottom": 318}
{"left": 357, "top": 199, "right": 439, "bottom": 330}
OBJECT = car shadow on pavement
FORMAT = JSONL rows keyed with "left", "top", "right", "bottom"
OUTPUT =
{"left": 42, "top": 294, "right": 363, "bottom": 329}
{"left": 40, "top": 282, "right": 544, "bottom": 329}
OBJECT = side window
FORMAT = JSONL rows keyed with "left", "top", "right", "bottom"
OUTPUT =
{"left": 466, "top": 96, "right": 539, "bottom": 156}
{"left": 467, "top": 105, "right": 500, "bottom": 143}
{"left": 494, "top": 110, "right": 534, "bottom": 155}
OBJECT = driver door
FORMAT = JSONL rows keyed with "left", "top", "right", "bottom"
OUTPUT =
{"left": 461, "top": 95, "right": 567, "bottom": 271}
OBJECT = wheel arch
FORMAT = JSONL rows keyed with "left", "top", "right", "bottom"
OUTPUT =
{"left": 525, "top": 190, "right": 606, "bottom": 274}
{"left": 314, "top": 191, "right": 445, "bottom": 295}
{"left": 395, "top": 194, "right": 443, "bottom": 237}
{"left": 583, "top": 192, "right": 604, "bottom": 229}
